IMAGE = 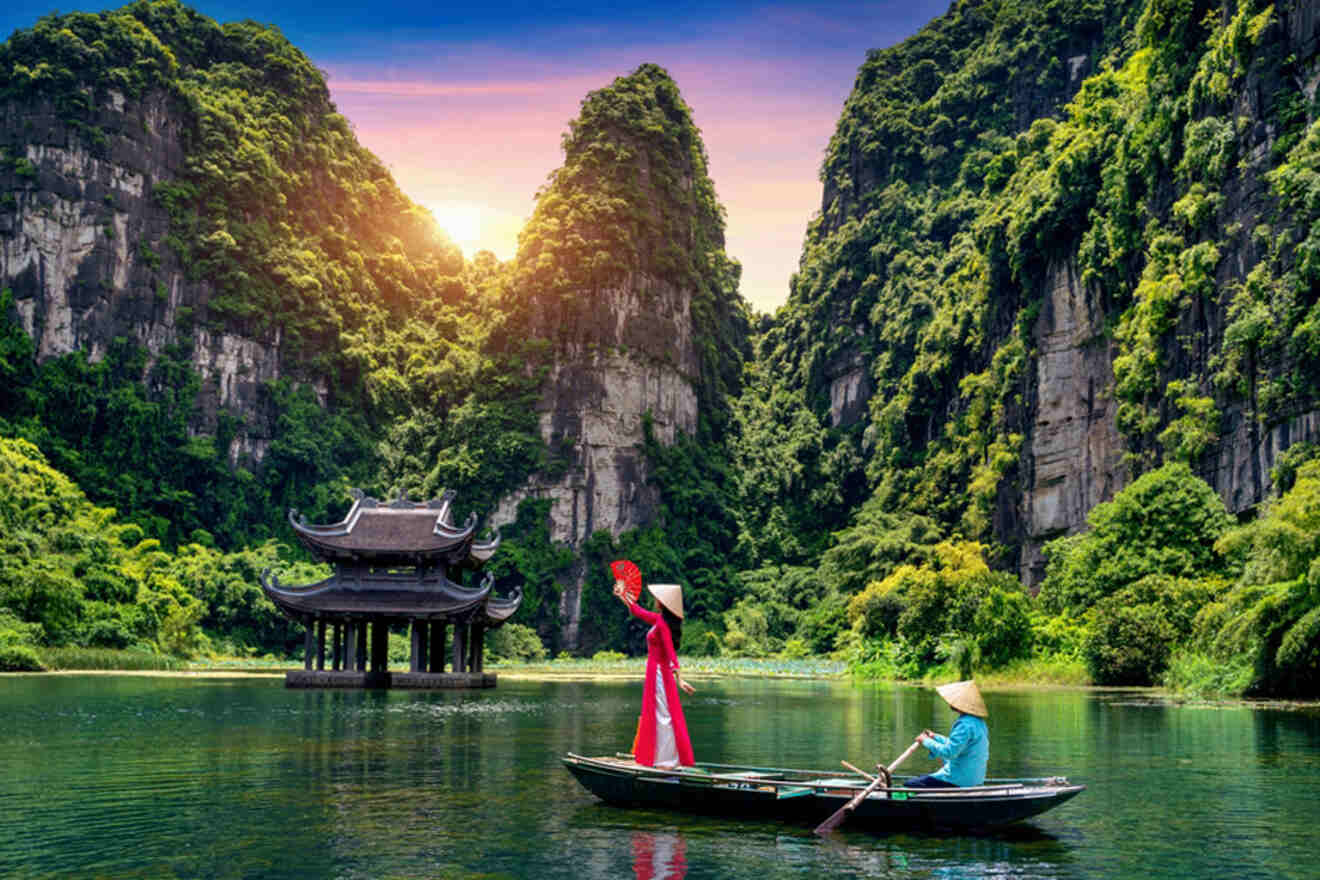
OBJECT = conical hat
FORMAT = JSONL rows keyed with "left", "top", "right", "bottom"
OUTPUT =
{"left": 647, "top": 583, "right": 684, "bottom": 619}
{"left": 936, "top": 680, "right": 987, "bottom": 718}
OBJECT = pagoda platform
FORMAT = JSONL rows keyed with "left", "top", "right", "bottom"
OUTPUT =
{"left": 285, "top": 670, "right": 497, "bottom": 689}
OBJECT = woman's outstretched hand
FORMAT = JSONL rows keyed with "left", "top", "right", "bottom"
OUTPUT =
{"left": 678, "top": 675, "right": 695, "bottom": 695}
{"left": 613, "top": 580, "right": 634, "bottom": 606}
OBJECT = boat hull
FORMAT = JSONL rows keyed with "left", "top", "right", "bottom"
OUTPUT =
{"left": 563, "top": 754, "right": 1084, "bottom": 831}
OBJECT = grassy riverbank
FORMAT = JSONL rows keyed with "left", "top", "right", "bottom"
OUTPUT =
{"left": 494, "top": 655, "right": 846, "bottom": 680}
{"left": 11, "top": 651, "right": 1319, "bottom": 712}
{"left": 37, "top": 646, "right": 185, "bottom": 672}
{"left": 15, "top": 649, "right": 1067, "bottom": 686}
{"left": 0, "top": 645, "right": 1266, "bottom": 701}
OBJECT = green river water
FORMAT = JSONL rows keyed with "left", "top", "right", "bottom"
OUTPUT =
{"left": 0, "top": 674, "right": 1316, "bottom": 878}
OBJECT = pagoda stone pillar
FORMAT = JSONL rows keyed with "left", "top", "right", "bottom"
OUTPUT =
{"left": 303, "top": 619, "right": 314, "bottom": 670}
{"left": 356, "top": 624, "right": 368, "bottom": 671}
{"left": 332, "top": 624, "right": 342, "bottom": 671}
{"left": 409, "top": 620, "right": 422, "bottom": 673}
{"left": 469, "top": 623, "right": 485, "bottom": 674}
{"left": 344, "top": 621, "right": 357, "bottom": 671}
{"left": 370, "top": 618, "right": 388, "bottom": 674}
{"left": 452, "top": 624, "right": 467, "bottom": 674}
{"left": 430, "top": 623, "right": 446, "bottom": 673}
{"left": 316, "top": 620, "right": 326, "bottom": 671}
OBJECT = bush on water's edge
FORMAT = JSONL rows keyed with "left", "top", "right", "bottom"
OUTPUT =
{"left": 1162, "top": 650, "right": 1256, "bottom": 699}
{"left": 0, "top": 643, "right": 44, "bottom": 671}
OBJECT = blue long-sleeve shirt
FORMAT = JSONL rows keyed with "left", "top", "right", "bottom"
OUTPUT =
{"left": 923, "top": 713, "right": 989, "bottom": 787}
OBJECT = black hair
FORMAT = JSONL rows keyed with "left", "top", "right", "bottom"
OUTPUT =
{"left": 660, "top": 605, "right": 683, "bottom": 652}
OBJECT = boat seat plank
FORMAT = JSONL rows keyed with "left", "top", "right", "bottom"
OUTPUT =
{"left": 776, "top": 786, "right": 814, "bottom": 799}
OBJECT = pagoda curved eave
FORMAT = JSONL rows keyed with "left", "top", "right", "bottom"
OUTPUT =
{"left": 289, "top": 529, "right": 476, "bottom": 565}
{"left": 262, "top": 577, "right": 493, "bottom": 622}
{"left": 483, "top": 587, "right": 524, "bottom": 628}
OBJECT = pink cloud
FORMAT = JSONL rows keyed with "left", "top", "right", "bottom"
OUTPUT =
{"left": 326, "top": 52, "right": 847, "bottom": 312}
{"left": 330, "top": 79, "right": 563, "bottom": 97}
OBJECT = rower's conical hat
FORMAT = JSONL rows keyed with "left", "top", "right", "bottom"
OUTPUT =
{"left": 936, "top": 680, "right": 987, "bottom": 718}
{"left": 647, "top": 583, "right": 684, "bottom": 619}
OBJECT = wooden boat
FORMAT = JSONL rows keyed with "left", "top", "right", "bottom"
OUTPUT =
{"left": 563, "top": 754, "right": 1085, "bottom": 831}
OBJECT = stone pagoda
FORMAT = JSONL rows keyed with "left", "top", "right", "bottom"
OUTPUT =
{"left": 260, "top": 489, "right": 522, "bottom": 689}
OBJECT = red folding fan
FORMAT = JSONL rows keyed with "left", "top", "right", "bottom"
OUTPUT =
{"left": 610, "top": 559, "right": 643, "bottom": 602}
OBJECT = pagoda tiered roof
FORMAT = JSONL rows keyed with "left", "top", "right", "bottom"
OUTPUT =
{"left": 269, "top": 489, "right": 521, "bottom": 627}
{"left": 288, "top": 489, "right": 499, "bottom": 566}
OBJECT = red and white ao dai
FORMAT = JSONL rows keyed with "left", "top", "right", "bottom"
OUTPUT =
{"left": 627, "top": 602, "right": 694, "bottom": 768}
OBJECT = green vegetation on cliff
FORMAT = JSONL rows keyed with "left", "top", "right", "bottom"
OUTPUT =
{"left": 511, "top": 62, "right": 751, "bottom": 427}
{"left": 746, "top": 0, "right": 1145, "bottom": 568}
{"left": 743, "top": 0, "right": 1317, "bottom": 568}
{"left": 1, "top": 16, "right": 752, "bottom": 659}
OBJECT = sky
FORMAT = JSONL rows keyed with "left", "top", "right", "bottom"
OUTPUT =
{"left": 2, "top": 1, "right": 951, "bottom": 313}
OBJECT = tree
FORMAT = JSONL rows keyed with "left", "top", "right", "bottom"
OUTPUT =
{"left": 1038, "top": 463, "right": 1234, "bottom": 615}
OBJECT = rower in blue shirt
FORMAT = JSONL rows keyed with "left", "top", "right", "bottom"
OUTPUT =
{"left": 907, "top": 679, "right": 989, "bottom": 788}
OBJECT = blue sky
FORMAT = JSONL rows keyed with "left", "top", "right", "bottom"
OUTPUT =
{"left": 3, "top": 1, "right": 951, "bottom": 312}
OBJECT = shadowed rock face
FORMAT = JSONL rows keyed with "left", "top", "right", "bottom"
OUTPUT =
{"left": 1019, "top": 260, "right": 1127, "bottom": 585}
{"left": 492, "top": 274, "right": 703, "bottom": 650}
{"left": 0, "top": 89, "right": 297, "bottom": 463}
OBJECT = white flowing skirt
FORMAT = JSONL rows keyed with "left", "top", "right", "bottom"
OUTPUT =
{"left": 652, "top": 667, "right": 679, "bottom": 768}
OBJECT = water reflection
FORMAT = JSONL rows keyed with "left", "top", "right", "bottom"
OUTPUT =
{"left": 1, "top": 676, "right": 1316, "bottom": 879}
{"left": 632, "top": 831, "right": 687, "bottom": 879}
{"left": 820, "top": 826, "right": 1076, "bottom": 879}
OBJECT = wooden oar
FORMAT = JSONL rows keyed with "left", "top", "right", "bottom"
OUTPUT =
{"left": 814, "top": 739, "right": 924, "bottom": 835}
{"left": 840, "top": 760, "right": 875, "bottom": 781}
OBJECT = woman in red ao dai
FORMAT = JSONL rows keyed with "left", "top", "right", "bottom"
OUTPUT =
{"left": 613, "top": 576, "right": 695, "bottom": 768}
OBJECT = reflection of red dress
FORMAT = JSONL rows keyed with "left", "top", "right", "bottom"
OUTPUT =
{"left": 628, "top": 602, "right": 694, "bottom": 767}
{"left": 632, "top": 831, "right": 687, "bottom": 880}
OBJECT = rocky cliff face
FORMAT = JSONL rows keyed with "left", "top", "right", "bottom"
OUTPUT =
{"left": 807, "top": 0, "right": 1141, "bottom": 435}
{"left": 769, "top": 0, "right": 1320, "bottom": 586}
{"left": 0, "top": 89, "right": 291, "bottom": 462}
{"left": 1018, "top": 260, "right": 1128, "bottom": 582}
{"left": 495, "top": 269, "right": 700, "bottom": 542}
{"left": 494, "top": 64, "right": 749, "bottom": 649}
{"left": 490, "top": 276, "right": 701, "bottom": 648}
{"left": 1017, "top": 1, "right": 1320, "bottom": 583}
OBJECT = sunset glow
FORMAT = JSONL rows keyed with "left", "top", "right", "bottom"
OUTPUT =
{"left": 0, "top": 0, "right": 950, "bottom": 310}
{"left": 424, "top": 201, "right": 482, "bottom": 255}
